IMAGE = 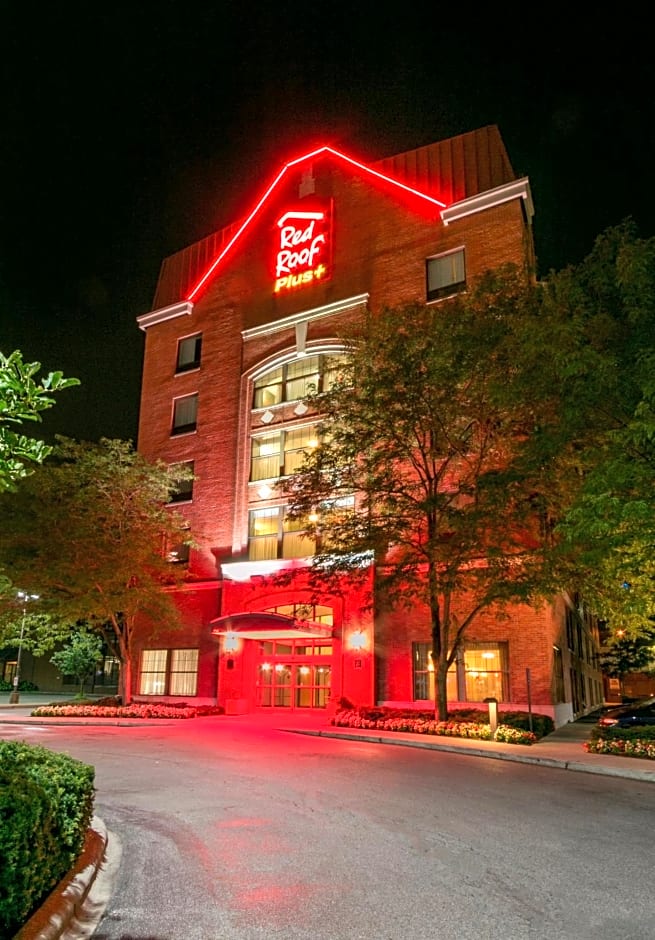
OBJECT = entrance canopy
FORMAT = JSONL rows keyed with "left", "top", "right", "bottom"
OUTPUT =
{"left": 211, "top": 611, "right": 332, "bottom": 640}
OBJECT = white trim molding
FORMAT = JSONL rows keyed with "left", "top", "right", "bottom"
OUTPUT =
{"left": 242, "top": 293, "right": 369, "bottom": 342}
{"left": 137, "top": 301, "right": 194, "bottom": 331}
{"left": 441, "top": 178, "right": 534, "bottom": 226}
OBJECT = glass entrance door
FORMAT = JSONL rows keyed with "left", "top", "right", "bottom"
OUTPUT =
{"left": 255, "top": 640, "right": 332, "bottom": 709}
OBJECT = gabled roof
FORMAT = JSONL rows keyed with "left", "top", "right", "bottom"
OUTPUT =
{"left": 151, "top": 125, "right": 516, "bottom": 310}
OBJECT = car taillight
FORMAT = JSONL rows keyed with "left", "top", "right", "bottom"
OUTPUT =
{"left": 599, "top": 717, "right": 618, "bottom": 727}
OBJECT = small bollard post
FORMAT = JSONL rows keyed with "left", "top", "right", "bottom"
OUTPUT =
{"left": 484, "top": 696, "right": 498, "bottom": 734}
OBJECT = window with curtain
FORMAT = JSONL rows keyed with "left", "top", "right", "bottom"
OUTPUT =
{"left": 171, "top": 394, "right": 198, "bottom": 435}
{"left": 176, "top": 334, "right": 202, "bottom": 373}
{"left": 139, "top": 648, "right": 199, "bottom": 696}
{"left": 426, "top": 248, "right": 466, "bottom": 301}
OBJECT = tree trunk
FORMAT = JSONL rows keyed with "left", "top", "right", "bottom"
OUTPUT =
{"left": 434, "top": 658, "right": 449, "bottom": 721}
{"left": 120, "top": 657, "right": 133, "bottom": 705}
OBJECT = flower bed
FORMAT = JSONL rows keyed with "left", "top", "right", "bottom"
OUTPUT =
{"left": 31, "top": 703, "right": 197, "bottom": 719}
{"left": 585, "top": 726, "right": 655, "bottom": 760}
{"left": 331, "top": 708, "right": 538, "bottom": 745}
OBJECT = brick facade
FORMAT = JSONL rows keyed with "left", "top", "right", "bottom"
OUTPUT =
{"left": 134, "top": 126, "right": 602, "bottom": 725}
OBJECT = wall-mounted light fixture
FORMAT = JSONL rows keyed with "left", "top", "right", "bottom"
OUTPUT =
{"left": 223, "top": 632, "right": 239, "bottom": 653}
{"left": 348, "top": 629, "right": 368, "bottom": 651}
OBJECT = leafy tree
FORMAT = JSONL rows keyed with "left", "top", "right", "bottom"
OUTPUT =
{"left": 529, "top": 222, "right": 655, "bottom": 638}
{"left": 282, "top": 273, "right": 558, "bottom": 720}
{"left": 50, "top": 628, "right": 104, "bottom": 697}
{"left": 0, "top": 350, "right": 78, "bottom": 491}
{"left": 0, "top": 438, "right": 194, "bottom": 703}
{"left": 599, "top": 625, "right": 655, "bottom": 696}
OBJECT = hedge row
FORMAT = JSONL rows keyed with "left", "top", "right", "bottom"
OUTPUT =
{"left": 0, "top": 742, "right": 95, "bottom": 937}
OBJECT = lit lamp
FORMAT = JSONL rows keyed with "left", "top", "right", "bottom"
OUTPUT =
{"left": 484, "top": 696, "right": 498, "bottom": 734}
{"left": 10, "top": 591, "right": 39, "bottom": 704}
{"left": 223, "top": 632, "right": 239, "bottom": 653}
{"left": 349, "top": 630, "right": 367, "bottom": 650}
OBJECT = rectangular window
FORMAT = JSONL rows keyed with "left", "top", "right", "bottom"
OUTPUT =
{"left": 282, "top": 513, "right": 315, "bottom": 558}
{"left": 412, "top": 643, "right": 457, "bottom": 702}
{"left": 412, "top": 641, "right": 506, "bottom": 702}
{"left": 139, "top": 649, "right": 168, "bottom": 695}
{"left": 462, "top": 643, "right": 508, "bottom": 702}
{"left": 426, "top": 248, "right": 466, "bottom": 301}
{"left": 172, "top": 394, "right": 198, "bottom": 435}
{"left": 169, "top": 649, "right": 199, "bottom": 695}
{"left": 249, "top": 507, "right": 281, "bottom": 560}
{"left": 248, "top": 507, "right": 315, "bottom": 560}
{"left": 250, "top": 426, "right": 319, "bottom": 482}
{"left": 253, "top": 367, "right": 283, "bottom": 409}
{"left": 176, "top": 334, "right": 202, "bottom": 373}
{"left": 251, "top": 431, "right": 282, "bottom": 481}
{"left": 168, "top": 461, "right": 194, "bottom": 503}
{"left": 283, "top": 425, "right": 318, "bottom": 475}
{"left": 139, "top": 648, "right": 198, "bottom": 696}
{"left": 285, "top": 355, "right": 320, "bottom": 401}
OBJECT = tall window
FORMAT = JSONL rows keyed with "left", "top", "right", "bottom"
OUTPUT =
{"left": 176, "top": 334, "right": 202, "bottom": 373}
{"left": 253, "top": 354, "right": 349, "bottom": 408}
{"left": 248, "top": 507, "right": 315, "bottom": 560}
{"left": 250, "top": 425, "right": 319, "bottom": 481}
{"left": 139, "top": 648, "right": 198, "bottom": 696}
{"left": 426, "top": 248, "right": 466, "bottom": 301}
{"left": 172, "top": 394, "right": 198, "bottom": 435}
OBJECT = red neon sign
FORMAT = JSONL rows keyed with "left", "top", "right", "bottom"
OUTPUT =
{"left": 273, "top": 209, "right": 331, "bottom": 293}
{"left": 186, "top": 145, "right": 448, "bottom": 303}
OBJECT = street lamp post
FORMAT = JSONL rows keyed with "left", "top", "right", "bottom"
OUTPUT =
{"left": 9, "top": 591, "right": 39, "bottom": 704}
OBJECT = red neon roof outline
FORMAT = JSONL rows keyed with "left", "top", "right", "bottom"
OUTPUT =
{"left": 186, "top": 145, "right": 449, "bottom": 303}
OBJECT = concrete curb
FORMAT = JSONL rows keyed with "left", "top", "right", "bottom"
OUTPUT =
{"left": 13, "top": 817, "right": 108, "bottom": 940}
{"left": 293, "top": 728, "right": 655, "bottom": 784}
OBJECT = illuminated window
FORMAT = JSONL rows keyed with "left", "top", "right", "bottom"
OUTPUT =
{"left": 412, "top": 641, "right": 507, "bottom": 703}
{"left": 248, "top": 507, "right": 315, "bottom": 560}
{"left": 170, "top": 649, "right": 199, "bottom": 695}
{"left": 251, "top": 431, "right": 282, "bottom": 481}
{"left": 139, "top": 649, "right": 167, "bottom": 695}
{"left": 168, "top": 461, "right": 194, "bottom": 503}
{"left": 171, "top": 393, "right": 198, "bottom": 435}
{"left": 250, "top": 425, "right": 319, "bottom": 482}
{"left": 266, "top": 603, "right": 334, "bottom": 626}
{"left": 412, "top": 642, "right": 457, "bottom": 702}
{"left": 253, "top": 354, "right": 350, "bottom": 408}
{"left": 462, "top": 643, "right": 508, "bottom": 702}
{"left": 139, "top": 648, "right": 198, "bottom": 696}
{"left": 426, "top": 248, "right": 466, "bottom": 301}
{"left": 176, "top": 334, "right": 202, "bottom": 373}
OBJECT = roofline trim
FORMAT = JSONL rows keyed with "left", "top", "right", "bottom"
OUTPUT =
{"left": 137, "top": 301, "right": 194, "bottom": 331}
{"left": 441, "top": 178, "right": 533, "bottom": 226}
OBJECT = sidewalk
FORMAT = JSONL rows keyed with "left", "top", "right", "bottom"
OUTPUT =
{"left": 292, "top": 715, "right": 655, "bottom": 784}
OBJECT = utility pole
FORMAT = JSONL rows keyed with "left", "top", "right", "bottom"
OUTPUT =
{"left": 9, "top": 591, "right": 39, "bottom": 704}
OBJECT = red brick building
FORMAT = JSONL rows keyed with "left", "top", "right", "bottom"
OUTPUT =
{"left": 134, "top": 125, "right": 603, "bottom": 725}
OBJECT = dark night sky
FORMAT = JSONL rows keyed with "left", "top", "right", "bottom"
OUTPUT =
{"left": 2, "top": 4, "right": 654, "bottom": 443}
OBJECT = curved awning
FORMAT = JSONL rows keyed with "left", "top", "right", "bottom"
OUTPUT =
{"left": 210, "top": 611, "right": 332, "bottom": 640}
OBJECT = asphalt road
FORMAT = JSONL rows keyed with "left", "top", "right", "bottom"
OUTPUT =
{"left": 3, "top": 716, "right": 654, "bottom": 940}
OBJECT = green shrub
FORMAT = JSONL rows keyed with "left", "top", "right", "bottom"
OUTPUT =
{"left": 590, "top": 725, "right": 655, "bottom": 744}
{"left": 0, "top": 679, "right": 11, "bottom": 692}
{"left": 0, "top": 742, "right": 95, "bottom": 937}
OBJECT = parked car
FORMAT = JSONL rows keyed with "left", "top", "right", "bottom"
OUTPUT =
{"left": 598, "top": 697, "right": 655, "bottom": 729}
